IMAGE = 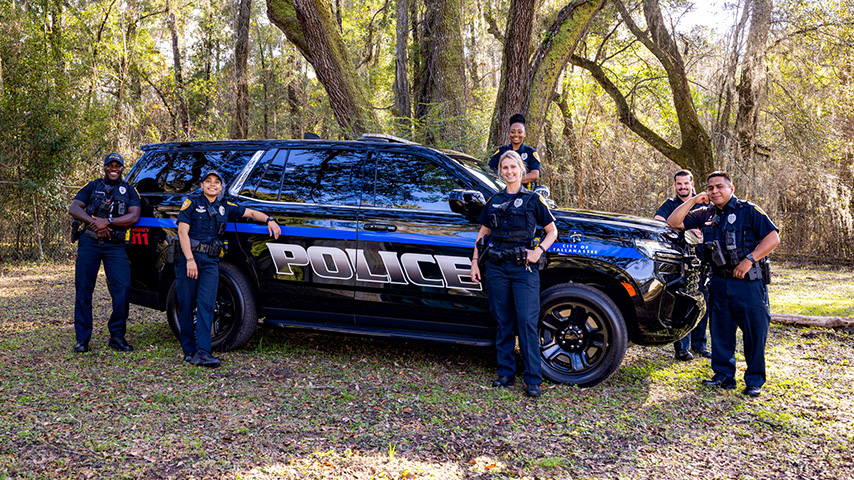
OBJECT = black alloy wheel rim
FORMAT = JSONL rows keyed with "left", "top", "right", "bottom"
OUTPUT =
{"left": 212, "top": 281, "right": 238, "bottom": 342}
{"left": 539, "top": 301, "right": 610, "bottom": 375}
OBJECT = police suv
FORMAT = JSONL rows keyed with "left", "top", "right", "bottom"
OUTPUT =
{"left": 125, "top": 135, "right": 705, "bottom": 387}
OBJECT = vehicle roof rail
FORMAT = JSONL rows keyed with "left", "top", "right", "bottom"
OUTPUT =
{"left": 359, "top": 133, "right": 417, "bottom": 145}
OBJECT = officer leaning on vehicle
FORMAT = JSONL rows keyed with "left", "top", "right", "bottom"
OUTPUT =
{"left": 654, "top": 169, "right": 711, "bottom": 362}
{"left": 488, "top": 113, "right": 541, "bottom": 189}
{"left": 471, "top": 150, "right": 557, "bottom": 398}
{"left": 668, "top": 171, "right": 780, "bottom": 398}
{"left": 68, "top": 153, "right": 141, "bottom": 353}
{"left": 173, "top": 170, "right": 281, "bottom": 368}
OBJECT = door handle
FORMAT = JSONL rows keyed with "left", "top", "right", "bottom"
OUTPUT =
{"left": 364, "top": 222, "right": 397, "bottom": 232}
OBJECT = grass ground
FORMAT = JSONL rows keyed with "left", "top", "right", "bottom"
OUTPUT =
{"left": 0, "top": 262, "right": 852, "bottom": 479}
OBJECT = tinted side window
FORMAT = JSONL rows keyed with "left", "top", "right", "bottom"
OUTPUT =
{"left": 368, "top": 152, "right": 465, "bottom": 212}
{"left": 132, "top": 149, "right": 256, "bottom": 194}
{"left": 280, "top": 148, "right": 360, "bottom": 205}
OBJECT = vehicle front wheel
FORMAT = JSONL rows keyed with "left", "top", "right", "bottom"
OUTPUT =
{"left": 166, "top": 262, "right": 258, "bottom": 352}
{"left": 538, "top": 283, "right": 628, "bottom": 388}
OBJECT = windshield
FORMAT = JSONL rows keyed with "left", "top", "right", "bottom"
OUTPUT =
{"left": 442, "top": 151, "right": 504, "bottom": 193}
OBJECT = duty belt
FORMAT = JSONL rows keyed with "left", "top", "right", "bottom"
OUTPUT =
{"left": 711, "top": 268, "right": 734, "bottom": 278}
{"left": 190, "top": 242, "right": 216, "bottom": 254}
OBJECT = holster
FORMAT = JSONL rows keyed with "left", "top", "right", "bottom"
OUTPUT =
{"left": 476, "top": 235, "right": 491, "bottom": 268}
{"left": 70, "top": 220, "right": 83, "bottom": 243}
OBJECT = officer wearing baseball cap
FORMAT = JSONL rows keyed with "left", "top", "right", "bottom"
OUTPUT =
{"left": 68, "top": 153, "right": 140, "bottom": 353}
{"left": 174, "top": 169, "right": 281, "bottom": 367}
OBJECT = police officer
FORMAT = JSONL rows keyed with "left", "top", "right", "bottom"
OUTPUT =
{"left": 488, "top": 113, "right": 541, "bottom": 189}
{"left": 655, "top": 169, "right": 711, "bottom": 361}
{"left": 175, "top": 170, "right": 281, "bottom": 367}
{"left": 668, "top": 172, "right": 780, "bottom": 397}
{"left": 68, "top": 153, "right": 141, "bottom": 353}
{"left": 471, "top": 150, "right": 557, "bottom": 398}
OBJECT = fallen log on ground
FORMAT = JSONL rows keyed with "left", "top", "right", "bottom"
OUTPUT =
{"left": 772, "top": 314, "right": 854, "bottom": 328}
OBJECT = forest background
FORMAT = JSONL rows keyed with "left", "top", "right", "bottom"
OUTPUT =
{"left": 0, "top": 0, "right": 852, "bottom": 264}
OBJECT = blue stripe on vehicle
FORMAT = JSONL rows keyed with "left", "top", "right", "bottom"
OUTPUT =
{"left": 132, "top": 217, "right": 642, "bottom": 257}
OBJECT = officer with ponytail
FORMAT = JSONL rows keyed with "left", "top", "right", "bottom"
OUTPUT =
{"left": 488, "top": 113, "right": 542, "bottom": 189}
{"left": 471, "top": 150, "right": 557, "bottom": 398}
{"left": 175, "top": 170, "right": 281, "bottom": 367}
{"left": 68, "top": 153, "right": 141, "bottom": 353}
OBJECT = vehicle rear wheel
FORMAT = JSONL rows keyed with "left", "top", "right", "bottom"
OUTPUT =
{"left": 538, "top": 283, "right": 628, "bottom": 387}
{"left": 165, "top": 262, "right": 258, "bottom": 352}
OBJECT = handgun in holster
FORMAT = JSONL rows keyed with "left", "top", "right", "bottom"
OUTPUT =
{"left": 70, "top": 220, "right": 84, "bottom": 243}
{"left": 475, "top": 235, "right": 491, "bottom": 268}
{"left": 704, "top": 240, "right": 726, "bottom": 267}
{"left": 166, "top": 236, "right": 179, "bottom": 264}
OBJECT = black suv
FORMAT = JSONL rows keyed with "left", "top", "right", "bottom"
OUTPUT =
{"left": 124, "top": 135, "right": 705, "bottom": 387}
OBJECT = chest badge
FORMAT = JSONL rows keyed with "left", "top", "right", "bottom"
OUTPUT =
{"left": 119, "top": 186, "right": 126, "bottom": 195}
{"left": 521, "top": 152, "right": 528, "bottom": 160}
{"left": 727, "top": 213, "right": 736, "bottom": 224}
{"left": 513, "top": 198, "right": 523, "bottom": 208}
{"left": 219, "top": 206, "right": 225, "bottom": 216}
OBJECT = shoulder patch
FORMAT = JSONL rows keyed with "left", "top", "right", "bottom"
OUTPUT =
{"left": 180, "top": 199, "right": 192, "bottom": 211}
{"left": 133, "top": 187, "right": 140, "bottom": 197}
{"left": 532, "top": 151, "right": 540, "bottom": 161}
{"left": 538, "top": 195, "right": 549, "bottom": 208}
{"left": 753, "top": 205, "right": 768, "bottom": 217}
{"left": 227, "top": 201, "right": 237, "bottom": 207}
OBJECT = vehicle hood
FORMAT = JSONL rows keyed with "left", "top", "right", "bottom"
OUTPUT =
{"left": 551, "top": 208, "right": 673, "bottom": 240}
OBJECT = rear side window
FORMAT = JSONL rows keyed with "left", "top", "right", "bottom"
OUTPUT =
{"left": 279, "top": 148, "right": 361, "bottom": 205}
{"left": 132, "top": 150, "right": 257, "bottom": 194}
{"left": 241, "top": 150, "right": 287, "bottom": 201}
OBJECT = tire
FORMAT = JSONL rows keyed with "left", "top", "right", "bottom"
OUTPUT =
{"left": 538, "top": 283, "right": 628, "bottom": 388}
{"left": 165, "top": 262, "right": 258, "bottom": 352}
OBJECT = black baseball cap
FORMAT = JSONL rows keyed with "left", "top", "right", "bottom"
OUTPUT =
{"left": 104, "top": 153, "right": 124, "bottom": 166}
{"left": 202, "top": 169, "right": 224, "bottom": 183}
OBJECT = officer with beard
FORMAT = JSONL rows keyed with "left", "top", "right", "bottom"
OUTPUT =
{"left": 655, "top": 170, "right": 711, "bottom": 361}
{"left": 68, "top": 153, "right": 141, "bottom": 353}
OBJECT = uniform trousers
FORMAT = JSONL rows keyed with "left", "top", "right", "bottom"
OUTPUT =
{"left": 485, "top": 259, "right": 542, "bottom": 386}
{"left": 175, "top": 253, "right": 220, "bottom": 355}
{"left": 708, "top": 276, "right": 770, "bottom": 387}
{"left": 74, "top": 234, "right": 130, "bottom": 343}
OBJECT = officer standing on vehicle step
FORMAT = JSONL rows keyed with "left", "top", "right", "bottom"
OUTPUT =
{"left": 471, "top": 150, "right": 557, "bottom": 398}
{"left": 68, "top": 153, "right": 141, "bottom": 353}
{"left": 668, "top": 171, "right": 779, "bottom": 398}
{"left": 488, "top": 113, "right": 541, "bottom": 189}
{"left": 655, "top": 169, "right": 711, "bottom": 361}
{"left": 175, "top": 170, "right": 281, "bottom": 368}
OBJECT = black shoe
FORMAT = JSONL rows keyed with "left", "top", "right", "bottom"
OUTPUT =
{"left": 491, "top": 376, "right": 515, "bottom": 388}
{"left": 743, "top": 386, "right": 761, "bottom": 398}
{"left": 692, "top": 347, "right": 712, "bottom": 358}
{"left": 703, "top": 377, "right": 736, "bottom": 389}
{"left": 73, "top": 342, "right": 89, "bottom": 353}
{"left": 525, "top": 384, "right": 541, "bottom": 398}
{"left": 192, "top": 350, "right": 220, "bottom": 368}
{"left": 675, "top": 349, "right": 694, "bottom": 361}
{"left": 183, "top": 353, "right": 194, "bottom": 364}
{"left": 108, "top": 336, "right": 133, "bottom": 352}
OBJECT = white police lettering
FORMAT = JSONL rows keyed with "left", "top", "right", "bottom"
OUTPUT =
{"left": 267, "top": 244, "right": 482, "bottom": 291}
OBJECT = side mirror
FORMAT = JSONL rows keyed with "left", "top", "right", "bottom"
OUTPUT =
{"left": 449, "top": 189, "right": 486, "bottom": 217}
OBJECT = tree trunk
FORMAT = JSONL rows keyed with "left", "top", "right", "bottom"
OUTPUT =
{"left": 556, "top": 94, "right": 583, "bottom": 207}
{"left": 734, "top": 0, "right": 773, "bottom": 167}
{"left": 166, "top": 1, "right": 189, "bottom": 137}
{"left": 232, "top": 0, "right": 252, "bottom": 139}
{"left": 712, "top": 0, "right": 750, "bottom": 165}
{"left": 393, "top": 0, "right": 411, "bottom": 132}
{"left": 525, "top": 0, "right": 605, "bottom": 147}
{"left": 267, "top": 0, "right": 380, "bottom": 137}
{"left": 415, "top": 0, "right": 467, "bottom": 147}
{"left": 487, "top": 0, "right": 535, "bottom": 150}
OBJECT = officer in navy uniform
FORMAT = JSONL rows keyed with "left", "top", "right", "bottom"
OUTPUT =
{"left": 668, "top": 171, "right": 780, "bottom": 397}
{"left": 655, "top": 169, "right": 711, "bottom": 361}
{"left": 471, "top": 150, "right": 557, "bottom": 398}
{"left": 68, "top": 153, "right": 141, "bottom": 353}
{"left": 175, "top": 170, "right": 281, "bottom": 367}
{"left": 488, "top": 113, "right": 541, "bottom": 189}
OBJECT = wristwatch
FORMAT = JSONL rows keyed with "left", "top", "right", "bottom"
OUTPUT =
{"left": 266, "top": 216, "right": 276, "bottom": 223}
{"left": 537, "top": 245, "right": 547, "bottom": 253}
{"left": 746, "top": 253, "right": 756, "bottom": 265}
{"left": 108, "top": 217, "right": 113, "bottom": 225}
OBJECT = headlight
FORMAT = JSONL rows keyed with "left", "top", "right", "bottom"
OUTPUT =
{"left": 634, "top": 238, "right": 682, "bottom": 260}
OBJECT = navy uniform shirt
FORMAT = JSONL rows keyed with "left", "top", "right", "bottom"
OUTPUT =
{"left": 683, "top": 195, "right": 778, "bottom": 256}
{"left": 655, "top": 195, "right": 702, "bottom": 220}
{"left": 478, "top": 188, "right": 555, "bottom": 250}
{"left": 488, "top": 144, "right": 541, "bottom": 173}
{"left": 177, "top": 195, "right": 245, "bottom": 243}
{"left": 74, "top": 179, "right": 142, "bottom": 215}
